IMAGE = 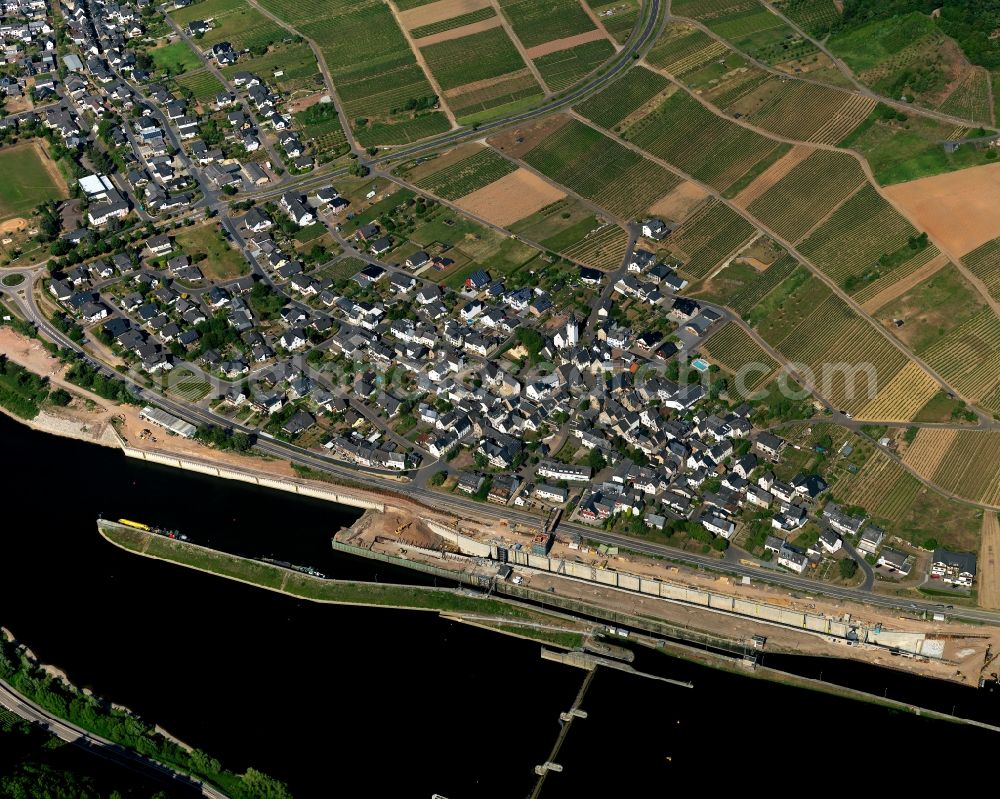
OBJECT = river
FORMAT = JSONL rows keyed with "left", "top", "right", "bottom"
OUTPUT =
{"left": 0, "top": 412, "right": 996, "bottom": 796}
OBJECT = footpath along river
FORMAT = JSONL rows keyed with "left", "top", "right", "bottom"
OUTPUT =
{"left": 0, "top": 412, "right": 997, "bottom": 796}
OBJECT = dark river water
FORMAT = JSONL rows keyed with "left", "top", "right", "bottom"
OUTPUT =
{"left": 0, "top": 412, "right": 996, "bottom": 797}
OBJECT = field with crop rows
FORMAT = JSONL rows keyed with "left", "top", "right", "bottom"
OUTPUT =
{"left": 410, "top": 7, "right": 496, "bottom": 39}
{"left": 728, "top": 77, "right": 876, "bottom": 144}
{"left": 924, "top": 431, "right": 1000, "bottom": 506}
{"left": 798, "top": 185, "right": 918, "bottom": 288}
{"left": 258, "top": 0, "right": 444, "bottom": 139}
{"left": 702, "top": 322, "right": 777, "bottom": 391}
{"left": 645, "top": 22, "right": 728, "bottom": 76}
{"left": 748, "top": 268, "right": 828, "bottom": 343}
{"left": 838, "top": 452, "right": 921, "bottom": 524}
{"left": 414, "top": 148, "right": 516, "bottom": 200}
{"left": 939, "top": 67, "right": 993, "bottom": 125}
{"left": 586, "top": 0, "right": 639, "bottom": 43}
{"left": 667, "top": 199, "right": 756, "bottom": 278}
{"left": 623, "top": 90, "right": 785, "bottom": 192}
{"left": 962, "top": 236, "right": 1000, "bottom": 302}
{"left": 534, "top": 39, "right": 616, "bottom": 92}
{"left": 921, "top": 310, "right": 1000, "bottom": 404}
{"left": 499, "top": 0, "right": 597, "bottom": 49}
{"left": 721, "top": 255, "right": 798, "bottom": 316}
{"left": 746, "top": 151, "right": 866, "bottom": 242}
{"left": 851, "top": 245, "right": 942, "bottom": 305}
{"left": 856, "top": 361, "right": 940, "bottom": 422}
{"left": 773, "top": 0, "right": 839, "bottom": 38}
{"left": 574, "top": 66, "right": 670, "bottom": 129}
{"left": 175, "top": 70, "right": 224, "bottom": 101}
{"left": 522, "top": 118, "right": 681, "bottom": 218}
{"left": 561, "top": 224, "right": 630, "bottom": 270}
{"left": 421, "top": 25, "right": 529, "bottom": 90}
{"left": 357, "top": 114, "right": 452, "bottom": 146}
{"left": 446, "top": 72, "right": 543, "bottom": 119}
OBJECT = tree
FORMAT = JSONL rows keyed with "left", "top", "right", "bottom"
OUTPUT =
{"left": 429, "top": 470, "right": 447, "bottom": 487}
{"left": 584, "top": 448, "right": 606, "bottom": 472}
{"left": 839, "top": 559, "right": 858, "bottom": 579}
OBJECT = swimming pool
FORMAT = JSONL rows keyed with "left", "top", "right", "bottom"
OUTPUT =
{"left": 692, "top": 358, "right": 710, "bottom": 372}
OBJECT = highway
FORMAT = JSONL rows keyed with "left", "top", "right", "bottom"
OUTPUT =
{"left": 0, "top": 677, "right": 229, "bottom": 799}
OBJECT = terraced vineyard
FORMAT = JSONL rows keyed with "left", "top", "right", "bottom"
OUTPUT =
{"left": 574, "top": 66, "right": 670, "bottom": 129}
{"left": 667, "top": 199, "right": 756, "bottom": 279}
{"left": 645, "top": 22, "right": 728, "bottom": 76}
{"left": 702, "top": 322, "right": 778, "bottom": 392}
{"left": 838, "top": 452, "right": 922, "bottom": 524}
{"left": 175, "top": 70, "right": 224, "bottom": 101}
{"left": 939, "top": 67, "right": 993, "bottom": 125}
{"left": 622, "top": 90, "right": 786, "bottom": 192}
{"left": 258, "top": 0, "right": 448, "bottom": 142}
{"left": 561, "top": 224, "right": 630, "bottom": 270}
{"left": 534, "top": 39, "right": 616, "bottom": 92}
{"left": 522, "top": 118, "right": 682, "bottom": 218}
{"left": 729, "top": 77, "right": 876, "bottom": 144}
{"left": 746, "top": 151, "right": 867, "bottom": 242}
{"left": 410, "top": 7, "right": 497, "bottom": 39}
{"left": 798, "top": 185, "right": 919, "bottom": 289}
{"left": 962, "top": 236, "right": 1000, "bottom": 302}
{"left": 499, "top": 0, "right": 598, "bottom": 49}
{"left": 922, "top": 310, "right": 1000, "bottom": 407}
{"left": 413, "top": 148, "right": 516, "bottom": 200}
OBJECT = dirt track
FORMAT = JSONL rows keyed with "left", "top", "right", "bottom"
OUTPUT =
{"left": 525, "top": 28, "right": 608, "bottom": 59}
{"left": 398, "top": 0, "right": 491, "bottom": 29}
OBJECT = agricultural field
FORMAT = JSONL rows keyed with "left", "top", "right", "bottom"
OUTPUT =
{"left": 855, "top": 361, "right": 940, "bottom": 422}
{"left": 498, "top": 0, "right": 598, "bottom": 49}
{"left": 0, "top": 141, "right": 68, "bottom": 222}
{"left": 574, "top": 66, "right": 670, "bottom": 129}
{"left": 645, "top": 22, "right": 728, "bottom": 77}
{"left": 666, "top": 199, "right": 757, "bottom": 279}
{"left": 745, "top": 150, "right": 867, "bottom": 243}
{"left": 585, "top": 0, "right": 640, "bottom": 44}
{"left": 559, "top": 223, "right": 630, "bottom": 270}
{"left": 905, "top": 430, "right": 1000, "bottom": 506}
{"left": 170, "top": 0, "right": 286, "bottom": 52}
{"left": 220, "top": 42, "right": 323, "bottom": 95}
{"left": 727, "top": 76, "right": 877, "bottom": 144}
{"left": 797, "top": 184, "right": 920, "bottom": 290}
{"left": 852, "top": 246, "right": 943, "bottom": 308}
{"left": 293, "top": 103, "right": 350, "bottom": 160}
{"left": 174, "top": 70, "right": 225, "bottom": 102}
{"left": 745, "top": 266, "right": 826, "bottom": 343}
{"left": 412, "top": 147, "right": 516, "bottom": 200}
{"left": 409, "top": 7, "right": 497, "bottom": 40}
{"left": 701, "top": 322, "right": 778, "bottom": 393}
{"left": 622, "top": 89, "right": 786, "bottom": 193}
{"left": 257, "top": 0, "right": 448, "bottom": 142}
{"left": 420, "top": 26, "right": 528, "bottom": 89}
{"left": 921, "top": 309, "right": 1000, "bottom": 411}
{"left": 772, "top": 0, "right": 839, "bottom": 38}
{"left": 149, "top": 40, "right": 201, "bottom": 75}
{"left": 835, "top": 451, "right": 922, "bottom": 524}
{"left": 534, "top": 39, "right": 616, "bottom": 92}
{"left": 520, "top": 117, "right": 682, "bottom": 218}
{"left": 695, "top": 253, "right": 798, "bottom": 316}
{"left": 962, "top": 236, "right": 1000, "bottom": 303}
{"left": 939, "top": 67, "right": 993, "bottom": 126}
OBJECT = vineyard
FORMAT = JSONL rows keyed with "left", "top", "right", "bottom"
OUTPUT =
{"left": 856, "top": 361, "right": 940, "bottom": 422}
{"left": 921, "top": 431, "right": 1000, "bottom": 506}
{"left": 837, "top": 452, "right": 921, "bottom": 524}
{"left": 574, "top": 67, "right": 671, "bottom": 129}
{"left": 749, "top": 270, "right": 829, "bottom": 344}
{"left": 645, "top": 22, "right": 728, "bottom": 77}
{"left": 498, "top": 0, "right": 598, "bottom": 49}
{"left": 420, "top": 26, "right": 529, "bottom": 90}
{"left": 852, "top": 245, "right": 942, "bottom": 306}
{"left": 522, "top": 117, "right": 681, "bottom": 218}
{"left": 175, "top": 71, "right": 224, "bottom": 101}
{"left": 170, "top": 0, "right": 285, "bottom": 51}
{"left": 445, "top": 71, "right": 543, "bottom": 119}
{"left": 410, "top": 7, "right": 497, "bottom": 39}
{"left": 938, "top": 67, "right": 993, "bottom": 125}
{"left": 701, "top": 322, "right": 777, "bottom": 392}
{"left": 667, "top": 199, "right": 756, "bottom": 279}
{"left": 586, "top": 0, "right": 640, "bottom": 43}
{"left": 730, "top": 77, "right": 876, "bottom": 144}
{"left": 622, "top": 90, "right": 785, "bottom": 192}
{"left": 414, "top": 147, "right": 516, "bottom": 200}
{"left": 797, "top": 185, "right": 919, "bottom": 288}
{"left": 922, "top": 309, "right": 1000, "bottom": 405}
{"left": 721, "top": 255, "right": 799, "bottom": 316}
{"left": 773, "top": 0, "right": 840, "bottom": 38}
{"left": 356, "top": 113, "right": 452, "bottom": 146}
{"left": 561, "top": 224, "right": 630, "bottom": 270}
{"left": 534, "top": 39, "right": 616, "bottom": 92}
{"left": 902, "top": 428, "right": 958, "bottom": 480}
{"left": 962, "top": 236, "right": 1000, "bottom": 303}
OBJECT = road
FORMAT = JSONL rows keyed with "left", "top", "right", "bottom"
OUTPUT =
{"left": 0, "top": 677, "right": 229, "bottom": 799}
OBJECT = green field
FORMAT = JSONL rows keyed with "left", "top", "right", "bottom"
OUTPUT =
{"left": 150, "top": 40, "right": 202, "bottom": 75}
{"left": 521, "top": 117, "right": 682, "bottom": 218}
{"left": 413, "top": 147, "right": 516, "bottom": 200}
{"left": 622, "top": 89, "right": 786, "bottom": 192}
{"left": 0, "top": 142, "right": 68, "bottom": 222}
{"left": 773, "top": 0, "right": 839, "bottom": 38}
{"left": 574, "top": 65, "right": 670, "bottom": 129}
{"left": 534, "top": 38, "right": 615, "bottom": 92}
{"left": 420, "top": 26, "right": 529, "bottom": 90}
{"left": 746, "top": 150, "right": 867, "bottom": 243}
{"left": 173, "top": 223, "right": 249, "bottom": 281}
{"left": 221, "top": 42, "right": 323, "bottom": 94}
{"left": 939, "top": 67, "right": 993, "bottom": 126}
{"left": 410, "top": 7, "right": 496, "bottom": 39}
{"left": 170, "top": 0, "right": 286, "bottom": 51}
{"left": 175, "top": 70, "right": 225, "bottom": 101}
{"left": 498, "top": 0, "right": 597, "bottom": 48}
